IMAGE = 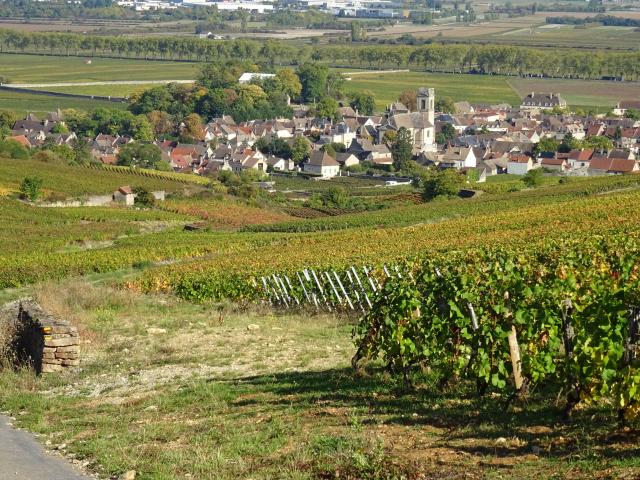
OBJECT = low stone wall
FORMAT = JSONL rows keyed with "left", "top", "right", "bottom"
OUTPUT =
{"left": 0, "top": 299, "right": 79, "bottom": 374}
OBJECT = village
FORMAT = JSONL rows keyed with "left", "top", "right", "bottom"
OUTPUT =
{"left": 5, "top": 87, "right": 640, "bottom": 186}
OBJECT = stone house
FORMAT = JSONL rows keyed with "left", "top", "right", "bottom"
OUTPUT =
{"left": 304, "top": 151, "right": 340, "bottom": 178}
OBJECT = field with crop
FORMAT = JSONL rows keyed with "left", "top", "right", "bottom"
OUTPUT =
{"left": 508, "top": 77, "right": 639, "bottom": 110}
{"left": 0, "top": 89, "right": 127, "bottom": 114}
{"left": 343, "top": 70, "right": 522, "bottom": 108}
{"left": 1, "top": 154, "right": 640, "bottom": 479}
{"left": 0, "top": 53, "right": 197, "bottom": 83}
{"left": 369, "top": 12, "right": 640, "bottom": 50}
{"left": 494, "top": 23, "right": 640, "bottom": 49}
{"left": 29, "top": 82, "right": 190, "bottom": 98}
{"left": 0, "top": 158, "right": 208, "bottom": 198}
{"left": 342, "top": 69, "right": 636, "bottom": 110}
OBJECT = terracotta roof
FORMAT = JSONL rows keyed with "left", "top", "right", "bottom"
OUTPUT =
{"left": 541, "top": 158, "right": 566, "bottom": 166}
{"left": 568, "top": 149, "right": 594, "bottom": 161}
{"left": 508, "top": 155, "right": 530, "bottom": 164}
{"left": 118, "top": 186, "right": 133, "bottom": 195}
{"left": 8, "top": 135, "right": 31, "bottom": 148}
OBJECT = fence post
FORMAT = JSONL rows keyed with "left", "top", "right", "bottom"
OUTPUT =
{"left": 507, "top": 325, "right": 524, "bottom": 390}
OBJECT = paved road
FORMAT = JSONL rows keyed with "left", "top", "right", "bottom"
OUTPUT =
{"left": 0, "top": 415, "right": 89, "bottom": 480}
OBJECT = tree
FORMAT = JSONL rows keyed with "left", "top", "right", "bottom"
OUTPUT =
{"left": 320, "top": 186, "right": 349, "bottom": 208}
{"left": 0, "top": 139, "right": 30, "bottom": 159}
{"left": 423, "top": 169, "right": 464, "bottom": 201}
{"left": 625, "top": 109, "right": 640, "bottom": 120}
{"left": 274, "top": 68, "right": 302, "bottom": 99}
{"left": 133, "top": 186, "right": 155, "bottom": 207}
{"left": 558, "top": 133, "right": 580, "bottom": 153}
{"left": 181, "top": 113, "right": 205, "bottom": 141}
{"left": 391, "top": 127, "right": 413, "bottom": 171}
{"left": 147, "top": 110, "right": 174, "bottom": 138}
{"left": 50, "top": 123, "right": 69, "bottom": 134}
{"left": 315, "top": 96, "right": 339, "bottom": 122}
{"left": 291, "top": 136, "right": 311, "bottom": 165}
{"left": 70, "top": 137, "right": 92, "bottom": 165}
{"left": 349, "top": 90, "right": 376, "bottom": 115}
{"left": 583, "top": 135, "right": 613, "bottom": 152}
{"left": 297, "top": 63, "right": 329, "bottom": 103}
{"left": 350, "top": 21, "right": 366, "bottom": 42}
{"left": 131, "top": 115, "right": 154, "bottom": 141}
{"left": 197, "top": 62, "right": 245, "bottom": 90}
{"left": 398, "top": 90, "right": 417, "bottom": 111}
{"left": 20, "top": 176, "right": 43, "bottom": 202}
{"left": 522, "top": 168, "right": 544, "bottom": 188}
{"left": 321, "top": 143, "right": 337, "bottom": 158}
{"left": 435, "top": 96, "right": 456, "bottom": 114}
{"left": 117, "top": 142, "right": 163, "bottom": 169}
{"left": 436, "top": 123, "right": 456, "bottom": 145}
{"left": 534, "top": 137, "right": 560, "bottom": 155}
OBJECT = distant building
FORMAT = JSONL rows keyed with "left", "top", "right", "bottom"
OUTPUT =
{"left": 613, "top": 100, "right": 640, "bottom": 116}
{"left": 304, "top": 151, "right": 341, "bottom": 178}
{"left": 379, "top": 87, "right": 436, "bottom": 153}
{"left": 238, "top": 73, "right": 276, "bottom": 84}
{"left": 520, "top": 92, "right": 567, "bottom": 111}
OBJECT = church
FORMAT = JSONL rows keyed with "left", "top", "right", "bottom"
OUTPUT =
{"left": 378, "top": 87, "right": 437, "bottom": 153}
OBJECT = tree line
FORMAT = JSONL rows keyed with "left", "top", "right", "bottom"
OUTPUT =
{"left": 1, "top": 30, "right": 640, "bottom": 80}
{"left": 546, "top": 14, "right": 640, "bottom": 27}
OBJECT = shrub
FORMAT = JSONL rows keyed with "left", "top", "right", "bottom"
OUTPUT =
{"left": 133, "top": 187, "right": 155, "bottom": 207}
{"left": 19, "top": 176, "right": 44, "bottom": 201}
{"left": 423, "top": 169, "right": 464, "bottom": 201}
{"left": 522, "top": 168, "right": 544, "bottom": 188}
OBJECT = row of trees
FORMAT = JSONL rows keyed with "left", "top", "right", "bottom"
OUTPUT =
{"left": 1, "top": 30, "right": 640, "bottom": 80}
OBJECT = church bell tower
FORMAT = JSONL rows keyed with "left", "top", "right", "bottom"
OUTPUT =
{"left": 417, "top": 87, "right": 435, "bottom": 126}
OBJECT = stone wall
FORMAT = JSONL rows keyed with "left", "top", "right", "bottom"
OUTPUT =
{"left": 0, "top": 299, "right": 79, "bottom": 374}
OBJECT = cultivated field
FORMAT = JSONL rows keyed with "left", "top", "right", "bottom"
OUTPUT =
{"left": 508, "top": 77, "right": 639, "bottom": 109}
{"left": 0, "top": 89, "right": 127, "bottom": 114}
{"left": 370, "top": 12, "right": 640, "bottom": 49}
{"left": 343, "top": 70, "right": 522, "bottom": 108}
{"left": 0, "top": 54, "right": 197, "bottom": 84}
{"left": 1, "top": 169, "right": 640, "bottom": 479}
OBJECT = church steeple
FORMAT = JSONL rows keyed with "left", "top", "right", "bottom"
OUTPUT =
{"left": 417, "top": 87, "right": 435, "bottom": 126}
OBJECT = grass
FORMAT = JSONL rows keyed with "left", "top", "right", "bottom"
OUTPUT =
{"left": 0, "top": 89, "right": 127, "bottom": 114}
{"left": 0, "top": 280, "right": 639, "bottom": 479}
{"left": 0, "top": 53, "right": 198, "bottom": 83}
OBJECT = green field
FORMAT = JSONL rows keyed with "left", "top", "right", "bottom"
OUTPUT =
{"left": 31, "top": 83, "right": 191, "bottom": 98}
{"left": 0, "top": 89, "right": 127, "bottom": 114}
{"left": 487, "top": 23, "right": 640, "bottom": 50}
{"left": 342, "top": 70, "right": 522, "bottom": 108}
{"left": 508, "top": 77, "right": 638, "bottom": 110}
{"left": 0, "top": 53, "right": 197, "bottom": 83}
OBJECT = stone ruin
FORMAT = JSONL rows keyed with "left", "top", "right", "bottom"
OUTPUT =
{"left": 0, "top": 299, "right": 79, "bottom": 374}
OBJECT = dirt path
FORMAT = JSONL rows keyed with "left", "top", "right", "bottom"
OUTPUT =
{"left": 0, "top": 415, "right": 89, "bottom": 480}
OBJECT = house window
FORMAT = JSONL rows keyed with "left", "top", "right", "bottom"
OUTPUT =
{"left": 421, "top": 100, "right": 426, "bottom": 110}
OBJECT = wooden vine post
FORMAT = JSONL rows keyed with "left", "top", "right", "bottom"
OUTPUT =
{"left": 507, "top": 325, "right": 524, "bottom": 390}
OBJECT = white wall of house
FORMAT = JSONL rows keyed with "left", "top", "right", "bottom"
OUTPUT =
{"left": 507, "top": 160, "right": 532, "bottom": 175}
{"left": 304, "top": 163, "right": 340, "bottom": 178}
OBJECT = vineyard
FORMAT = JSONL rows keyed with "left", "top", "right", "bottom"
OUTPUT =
{"left": 252, "top": 234, "right": 640, "bottom": 419}
{"left": 132, "top": 188, "right": 640, "bottom": 302}
{"left": 355, "top": 235, "right": 640, "bottom": 420}
{"left": 0, "top": 157, "right": 209, "bottom": 198}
